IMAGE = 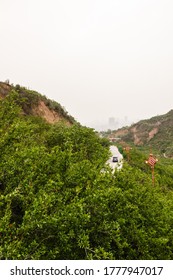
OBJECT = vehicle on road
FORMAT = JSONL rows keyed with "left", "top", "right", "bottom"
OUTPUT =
{"left": 112, "top": 156, "right": 118, "bottom": 162}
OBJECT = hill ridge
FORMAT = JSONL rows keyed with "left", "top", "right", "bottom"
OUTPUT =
{"left": 0, "top": 81, "right": 75, "bottom": 125}
{"left": 109, "top": 110, "right": 173, "bottom": 157}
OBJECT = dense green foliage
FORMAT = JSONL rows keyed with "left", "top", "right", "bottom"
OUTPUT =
{"left": 121, "top": 146, "right": 173, "bottom": 189}
{"left": 0, "top": 91, "right": 173, "bottom": 260}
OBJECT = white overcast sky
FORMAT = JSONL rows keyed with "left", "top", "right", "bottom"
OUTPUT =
{"left": 0, "top": 0, "right": 173, "bottom": 127}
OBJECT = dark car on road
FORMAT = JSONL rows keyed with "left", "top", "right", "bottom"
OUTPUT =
{"left": 112, "top": 156, "right": 118, "bottom": 162}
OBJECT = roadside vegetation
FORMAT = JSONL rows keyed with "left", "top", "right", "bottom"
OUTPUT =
{"left": 0, "top": 90, "right": 173, "bottom": 260}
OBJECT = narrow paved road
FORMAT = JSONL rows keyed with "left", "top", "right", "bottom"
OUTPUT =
{"left": 106, "top": 145, "right": 123, "bottom": 171}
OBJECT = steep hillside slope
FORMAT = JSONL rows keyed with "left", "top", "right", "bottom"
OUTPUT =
{"left": 0, "top": 81, "right": 75, "bottom": 125}
{"left": 111, "top": 110, "right": 173, "bottom": 157}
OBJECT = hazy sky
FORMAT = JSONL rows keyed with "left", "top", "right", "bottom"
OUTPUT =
{"left": 0, "top": 0, "right": 173, "bottom": 127}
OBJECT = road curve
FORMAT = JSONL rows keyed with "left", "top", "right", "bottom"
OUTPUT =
{"left": 106, "top": 145, "right": 123, "bottom": 171}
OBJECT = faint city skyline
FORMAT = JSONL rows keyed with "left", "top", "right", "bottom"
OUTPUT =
{"left": 87, "top": 116, "right": 139, "bottom": 131}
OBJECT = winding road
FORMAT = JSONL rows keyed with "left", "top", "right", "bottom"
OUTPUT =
{"left": 106, "top": 145, "right": 123, "bottom": 171}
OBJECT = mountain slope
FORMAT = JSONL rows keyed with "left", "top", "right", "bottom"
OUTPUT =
{"left": 111, "top": 110, "right": 173, "bottom": 157}
{"left": 0, "top": 81, "right": 75, "bottom": 125}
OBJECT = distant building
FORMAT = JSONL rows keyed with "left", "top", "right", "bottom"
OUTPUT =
{"left": 124, "top": 116, "right": 128, "bottom": 123}
{"left": 108, "top": 117, "right": 119, "bottom": 130}
{"left": 108, "top": 136, "right": 121, "bottom": 142}
{"left": 109, "top": 117, "right": 115, "bottom": 126}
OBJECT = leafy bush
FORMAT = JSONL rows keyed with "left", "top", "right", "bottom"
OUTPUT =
{"left": 0, "top": 91, "right": 173, "bottom": 260}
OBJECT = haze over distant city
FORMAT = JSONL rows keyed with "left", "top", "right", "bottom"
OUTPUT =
{"left": 1, "top": 0, "right": 173, "bottom": 130}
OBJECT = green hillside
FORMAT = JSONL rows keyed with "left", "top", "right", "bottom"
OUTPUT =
{"left": 0, "top": 84, "right": 173, "bottom": 260}
{"left": 109, "top": 110, "right": 173, "bottom": 158}
{"left": 0, "top": 81, "right": 75, "bottom": 125}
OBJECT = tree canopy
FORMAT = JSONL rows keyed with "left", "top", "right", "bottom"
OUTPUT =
{"left": 0, "top": 90, "right": 173, "bottom": 260}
